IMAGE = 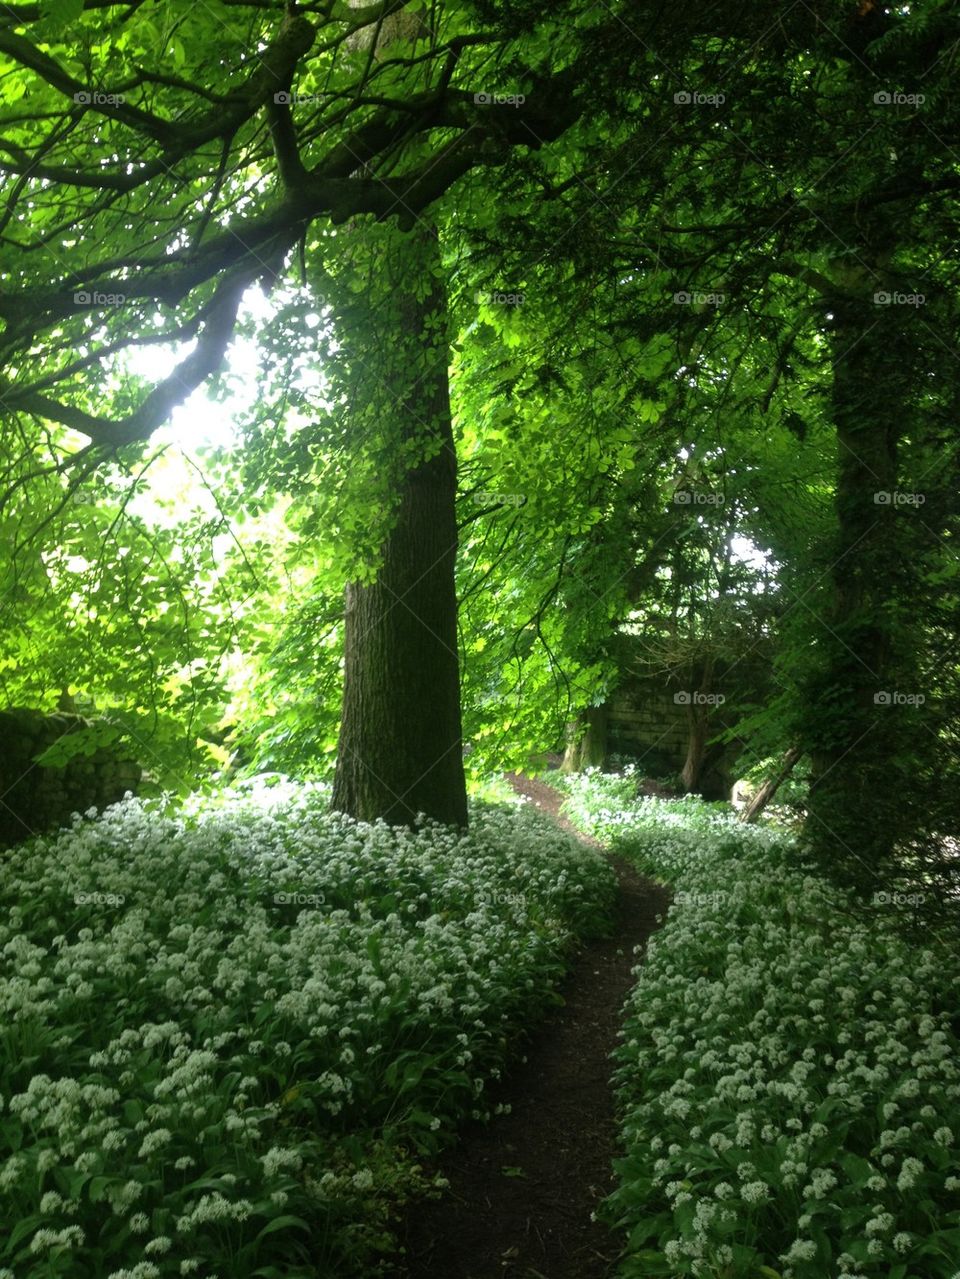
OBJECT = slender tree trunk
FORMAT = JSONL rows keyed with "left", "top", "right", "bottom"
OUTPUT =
{"left": 332, "top": 225, "right": 467, "bottom": 827}
{"left": 740, "top": 746, "right": 801, "bottom": 823}
{"left": 680, "top": 703, "right": 708, "bottom": 793}
{"left": 680, "top": 657, "right": 714, "bottom": 793}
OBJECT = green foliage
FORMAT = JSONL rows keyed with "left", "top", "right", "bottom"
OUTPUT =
{"left": 0, "top": 442, "right": 240, "bottom": 788}
{"left": 33, "top": 719, "right": 123, "bottom": 768}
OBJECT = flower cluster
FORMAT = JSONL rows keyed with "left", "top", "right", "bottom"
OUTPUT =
{"left": 558, "top": 770, "right": 960, "bottom": 1278}
{"left": 0, "top": 781, "right": 615, "bottom": 1276}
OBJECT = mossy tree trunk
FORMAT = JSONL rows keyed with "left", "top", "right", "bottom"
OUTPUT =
{"left": 560, "top": 705, "right": 608, "bottom": 772}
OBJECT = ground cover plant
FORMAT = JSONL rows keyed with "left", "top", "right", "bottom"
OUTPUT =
{"left": 555, "top": 769, "right": 960, "bottom": 1279}
{"left": 0, "top": 781, "right": 615, "bottom": 1277}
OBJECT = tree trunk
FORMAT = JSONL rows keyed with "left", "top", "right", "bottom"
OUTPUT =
{"left": 680, "top": 702, "right": 709, "bottom": 792}
{"left": 560, "top": 705, "right": 608, "bottom": 772}
{"left": 331, "top": 225, "right": 467, "bottom": 827}
{"left": 802, "top": 282, "right": 920, "bottom": 872}
{"left": 740, "top": 746, "right": 801, "bottom": 823}
{"left": 679, "top": 656, "right": 714, "bottom": 793}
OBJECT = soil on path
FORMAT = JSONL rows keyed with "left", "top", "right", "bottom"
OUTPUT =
{"left": 390, "top": 773, "right": 669, "bottom": 1279}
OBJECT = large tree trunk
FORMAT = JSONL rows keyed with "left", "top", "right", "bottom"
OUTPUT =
{"left": 560, "top": 705, "right": 608, "bottom": 772}
{"left": 331, "top": 225, "right": 467, "bottom": 827}
{"left": 802, "top": 282, "right": 921, "bottom": 872}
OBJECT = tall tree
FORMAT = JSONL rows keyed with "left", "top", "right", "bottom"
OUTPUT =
{"left": 327, "top": 221, "right": 467, "bottom": 824}
{"left": 0, "top": 0, "right": 603, "bottom": 822}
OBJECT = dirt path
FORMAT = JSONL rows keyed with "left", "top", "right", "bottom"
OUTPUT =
{"left": 389, "top": 774, "right": 669, "bottom": 1279}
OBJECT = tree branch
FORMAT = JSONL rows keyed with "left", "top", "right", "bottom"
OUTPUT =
{"left": 3, "top": 263, "right": 268, "bottom": 447}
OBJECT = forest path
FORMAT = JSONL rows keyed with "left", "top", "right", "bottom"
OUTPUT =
{"left": 390, "top": 774, "right": 669, "bottom": 1279}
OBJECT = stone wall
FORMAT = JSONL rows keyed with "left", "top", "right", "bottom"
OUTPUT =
{"left": 603, "top": 648, "right": 772, "bottom": 798}
{"left": 607, "top": 688, "right": 691, "bottom": 775}
{"left": 0, "top": 709, "right": 141, "bottom": 848}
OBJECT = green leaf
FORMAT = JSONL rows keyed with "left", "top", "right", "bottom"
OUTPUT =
{"left": 3, "top": 1214, "right": 41, "bottom": 1257}
{"left": 627, "top": 1217, "right": 660, "bottom": 1247}
{"left": 254, "top": 1215, "right": 311, "bottom": 1244}
{"left": 87, "top": 1175, "right": 113, "bottom": 1204}
{"left": 42, "top": 0, "right": 84, "bottom": 25}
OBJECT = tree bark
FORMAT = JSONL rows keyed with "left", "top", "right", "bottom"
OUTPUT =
{"left": 739, "top": 746, "right": 802, "bottom": 823}
{"left": 331, "top": 225, "right": 467, "bottom": 827}
{"left": 680, "top": 703, "right": 708, "bottom": 793}
{"left": 679, "top": 656, "right": 714, "bottom": 793}
{"left": 803, "top": 283, "right": 919, "bottom": 870}
{"left": 560, "top": 705, "right": 608, "bottom": 772}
